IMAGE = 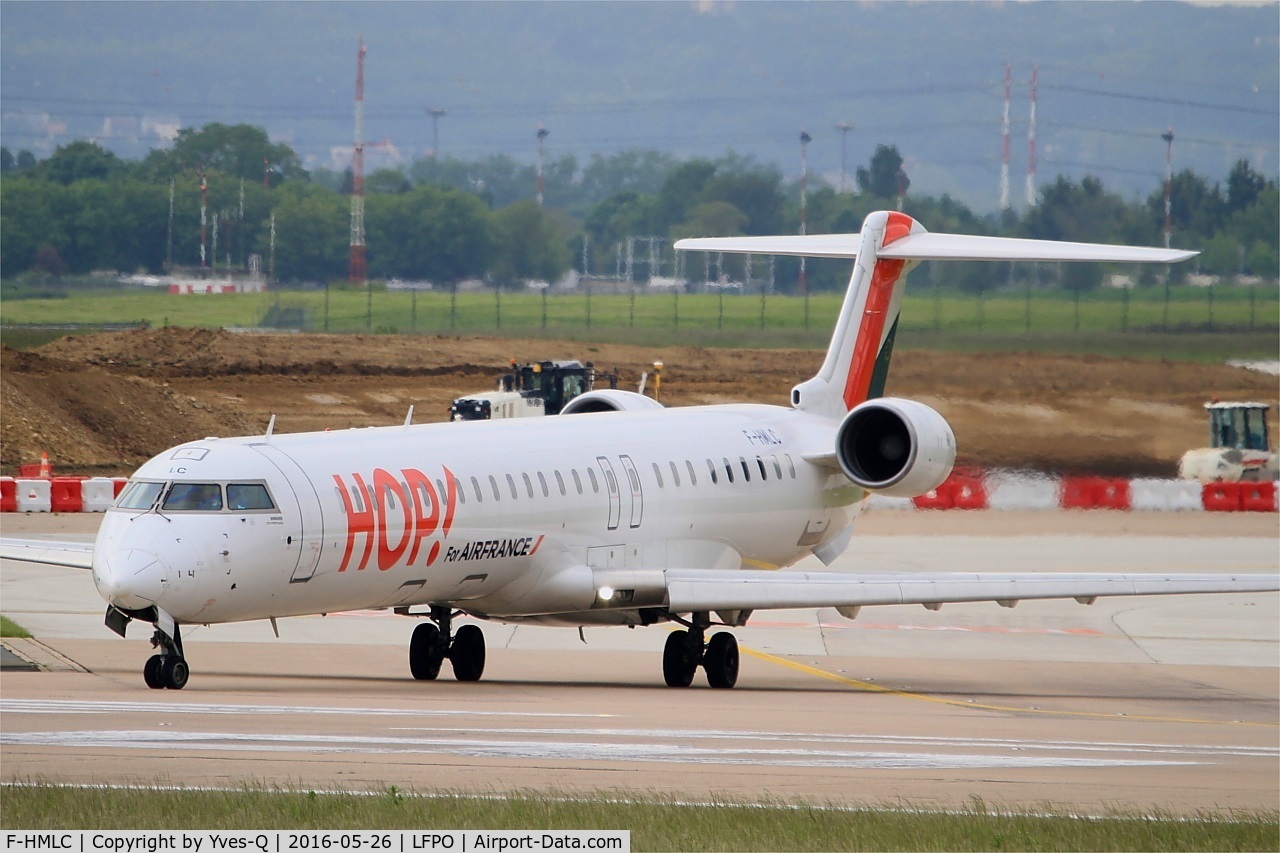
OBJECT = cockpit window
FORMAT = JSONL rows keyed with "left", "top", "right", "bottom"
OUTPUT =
{"left": 116, "top": 481, "right": 164, "bottom": 510}
{"left": 227, "top": 483, "right": 276, "bottom": 511}
{"left": 163, "top": 483, "right": 224, "bottom": 512}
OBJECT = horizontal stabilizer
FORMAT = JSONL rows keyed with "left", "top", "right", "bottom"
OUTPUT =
{"left": 675, "top": 233, "right": 1197, "bottom": 264}
{"left": 675, "top": 234, "right": 861, "bottom": 259}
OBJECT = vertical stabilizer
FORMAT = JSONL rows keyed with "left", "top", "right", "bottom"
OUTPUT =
{"left": 790, "top": 211, "right": 924, "bottom": 420}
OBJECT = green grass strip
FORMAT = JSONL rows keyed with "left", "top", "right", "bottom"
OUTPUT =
{"left": 2, "top": 785, "right": 1276, "bottom": 851}
{"left": 0, "top": 615, "right": 32, "bottom": 638}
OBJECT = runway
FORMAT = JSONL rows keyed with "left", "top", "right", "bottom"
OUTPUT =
{"left": 1, "top": 511, "right": 1276, "bottom": 815}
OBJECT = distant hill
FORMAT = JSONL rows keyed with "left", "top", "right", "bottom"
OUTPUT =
{"left": 2, "top": 2, "right": 1275, "bottom": 212}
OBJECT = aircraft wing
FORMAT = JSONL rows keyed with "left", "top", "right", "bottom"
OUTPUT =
{"left": 660, "top": 569, "right": 1279, "bottom": 614}
{"left": 0, "top": 537, "right": 95, "bottom": 570}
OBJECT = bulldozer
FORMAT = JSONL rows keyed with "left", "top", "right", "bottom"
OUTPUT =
{"left": 1178, "top": 401, "right": 1279, "bottom": 483}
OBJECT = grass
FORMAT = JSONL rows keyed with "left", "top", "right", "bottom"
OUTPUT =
{"left": 0, "top": 615, "right": 32, "bottom": 638}
{"left": 1, "top": 284, "right": 1276, "bottom": 361}
{"left": 2, "top": 785, "right": 1276, "bottom": 851}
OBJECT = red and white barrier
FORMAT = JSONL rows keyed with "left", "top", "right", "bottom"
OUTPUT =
{"left": 1, "top": 471, "right": 1275, "bottom": 513}
{"left": 867, "top": 470, "right": 1278, "bottom": 512}
{"left": 4, "top": 476, "right": 127, "bottom": 513}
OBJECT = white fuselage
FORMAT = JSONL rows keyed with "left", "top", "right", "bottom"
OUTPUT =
{"left": 92, "top": 405, "right": 861, "bottom": 628}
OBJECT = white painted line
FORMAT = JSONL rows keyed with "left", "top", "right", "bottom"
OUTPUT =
{"left": 0, "top": 729, "right": 1203, "bottom": 770}
{"left": 0, "top": 699, "right": 614, "bottom": 719}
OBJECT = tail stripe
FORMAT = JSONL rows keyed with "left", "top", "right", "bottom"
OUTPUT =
{"left": 841, "top": 212, "right": 913, "bottom": 410}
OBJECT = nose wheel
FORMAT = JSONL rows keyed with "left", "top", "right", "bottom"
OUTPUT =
{"left": 143, "top": 623, "right": 187, "bottom": 690}
{"left": 409, "top": 606, "right": 487, "bottom": 683}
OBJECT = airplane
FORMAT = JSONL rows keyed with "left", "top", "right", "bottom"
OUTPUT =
{"left": 2, "top": 210, "right": 1276, "bottom": 692}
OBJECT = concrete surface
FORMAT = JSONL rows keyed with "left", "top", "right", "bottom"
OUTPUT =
{"left": 1, "top": 511, "right": 1276, "bottom": 815}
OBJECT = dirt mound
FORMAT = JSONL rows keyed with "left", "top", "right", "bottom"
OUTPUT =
{"left": 1, "top": 346, "right": 255, "bottom": 475}
{"left": 5, "top": 329, "right": 1277, "bottom": 477}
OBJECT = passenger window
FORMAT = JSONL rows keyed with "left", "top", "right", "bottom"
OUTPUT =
{"left": 723, "top": 458, "right": 735, "bottom": 484}
{"left": 506, "top": 473, "right": 518, "bottom": 500}
{"left": 489, "top": 475, "right": 501, "bottom": 501}
{"left": 522, "top": 473, "right": 535, "bottom": 498}
{"left": 740, "top": 457, "right": 751, "bottom": 482}
{"left": 537, "top": 472, "right": 550, "bottom": 497}
{"left": 163, "top": 483, "right": 223, "bottom": 512}
{"left": 455, "top": 478, "right": 465, "bottom": 505}
{"left": 554, "top": 471, "right": 567, "bottom": 496}
{"left": 772, "top": 456, "right": 783, "bottom": 479}
{"left": 416, "top": 482, "right": 434, "bottom": 512}
{"left": 588, "top": 468, "right": 600, "bottom": 493}
{"left": 435, "top": 479, "right": 448, "bottom": 505}
{"left": 117, "top": 481, "right": 164, "bottom": 511}
{"left": 785, "top": 454, "right": 796, "bottom": 478}
{"left": 572, "top": 469, "right": 583, "bottom": 495}
{"left": 706, "top": 459, "right": 718, "bottom": 485}
{"left": 471, "top": 477, "right": 483, "bottom": 503}
{"left": 757, "top": 457, "right": 768, "bottom": 480}
{"left": 383, "top": 485, "right": 398, "bottom": 510}
{"left": 669, "top": 461, "right": 681, "bottom": 487}
{"left": 227, "top": 483, "right": 275, "bottom": 511}
{"left": 353, "top": 486, "right": 366, "bottom": 513}
{"left": 686, "top": 460, "right": 698, "bottom": 486}
{"left": 652, "top": 462, "right": 664, "bottom": 489}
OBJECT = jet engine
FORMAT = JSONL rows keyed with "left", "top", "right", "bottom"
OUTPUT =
{"left": 560, "top": 389, "right": 665, "bottom": 415}
{"left": 835, "top": 398, "right": 955, "bottom": 498}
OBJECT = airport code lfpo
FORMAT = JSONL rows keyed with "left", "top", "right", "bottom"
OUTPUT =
{"left": 2, "top": 833, "right": 629, "bottom": 853}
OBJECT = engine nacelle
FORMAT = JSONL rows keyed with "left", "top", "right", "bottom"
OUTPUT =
{"left": 560, "top": 389, "right": 665, "bottom": 415}
{"left": 836, "top": 398, "right": 956, "bottom": 498}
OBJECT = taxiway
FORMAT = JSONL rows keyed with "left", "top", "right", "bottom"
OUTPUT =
{"left": 2, "top": 511, "right": 1276, "bottom": 815}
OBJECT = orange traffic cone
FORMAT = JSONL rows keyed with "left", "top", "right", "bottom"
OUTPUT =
{"left": 38, "top": 452, "right": 51, "bottom": 478}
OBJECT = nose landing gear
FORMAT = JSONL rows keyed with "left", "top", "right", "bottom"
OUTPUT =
{"left": 408, "top": 605, "right": 487, "bottom": 683}
{"left": 143, "top": 622, "right": 187, "bottom": 690}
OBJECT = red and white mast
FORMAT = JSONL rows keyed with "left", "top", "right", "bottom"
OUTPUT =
{"left": 349, "top": 37, "right": 367, "bottom": 284}
{"left": 1000, "top": 63, "right": 1011, "bottom": 211}
{"left": 1025, "top": 64, "right": 1038, "bottom": 208}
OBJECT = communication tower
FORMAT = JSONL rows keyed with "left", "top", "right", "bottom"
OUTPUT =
{"left": 1162, "top": 128, "right": 1175, "bottom": 249}
{"left": 798, "top": 129, "right": 811, "bottom": 296}
{"left": 536, "top": 125, "right": 549, "bottom": 206}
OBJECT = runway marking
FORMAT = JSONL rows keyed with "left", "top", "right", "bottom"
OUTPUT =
{"left": 738, "top": 645, "right": 1279, "bottom": 728}
{"left": 0, "top": 699, "right": 614, "bottom": 720}
{"left": 0, "top": 728, "right": 1210, "bottom": 770}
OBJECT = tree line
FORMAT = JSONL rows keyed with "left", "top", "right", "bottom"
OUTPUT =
{"left": 2, "top": 123, "right": 1276, "bottom": 293}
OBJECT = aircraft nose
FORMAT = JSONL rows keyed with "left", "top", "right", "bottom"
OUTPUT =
{"left": 93, "top": 548, "right": 168, "bottom": 611}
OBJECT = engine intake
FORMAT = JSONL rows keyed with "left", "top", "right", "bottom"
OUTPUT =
{"left": 560, "top": 390, "right": 664, "bottom": 415}
{"left": 836, "top": 398, "right": 955, "bottom": 498}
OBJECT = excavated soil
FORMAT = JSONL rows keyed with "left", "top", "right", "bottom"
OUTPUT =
{"left": 3, "top": 327, "right": 1276, "bottom": 477}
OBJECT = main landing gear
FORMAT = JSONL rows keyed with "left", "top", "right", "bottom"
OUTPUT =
{"left": 663, "top": 613, "right": 739, "bottom": 689}
{"left": 143, "top": 623, "right": 188, "bottom": 690}
{"left": 408, "top": 605, "right": 486, "bottom": 682}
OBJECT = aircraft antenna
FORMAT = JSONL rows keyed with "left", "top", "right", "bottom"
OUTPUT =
{"left": 349, "top": 37, "right": 368, "bottom": 285}
{"left": 1025, "top": 64, "right": 1038, "bottom": 207}
{"left": 1000, "top": 63, "right": 1011, "bottom": 212}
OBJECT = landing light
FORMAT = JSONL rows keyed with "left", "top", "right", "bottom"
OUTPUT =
{"left": 597, "top": 586, "right": 615, "bottom": 602}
